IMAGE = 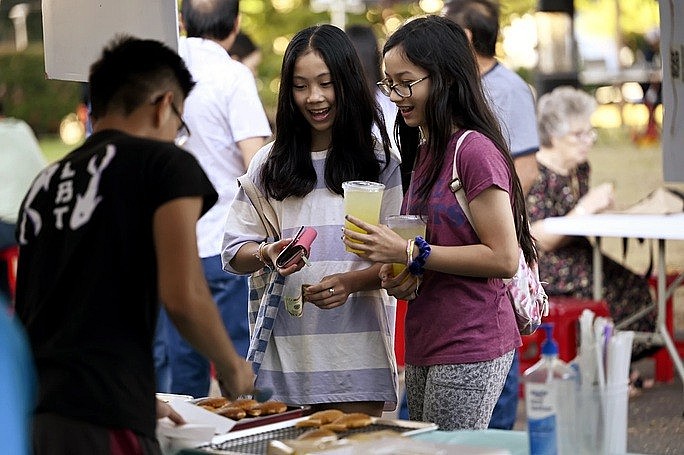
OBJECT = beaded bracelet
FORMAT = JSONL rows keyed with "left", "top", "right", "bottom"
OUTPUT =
{"left": 408, "top": 236, "right": 431, "bottom": 276}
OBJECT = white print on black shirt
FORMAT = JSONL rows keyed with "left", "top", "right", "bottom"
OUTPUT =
{"left": 70, "top": 145, "right": 115, "bottom": 229}
{"left": 19, "top": 145, "right": 117, "bottom": 244}
{"left": 18, "top": 163, "right": 59, "bottom": 244}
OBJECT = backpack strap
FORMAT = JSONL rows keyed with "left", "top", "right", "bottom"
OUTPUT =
{"left": 449, "top": 130, "right": 475, "bottom": 229}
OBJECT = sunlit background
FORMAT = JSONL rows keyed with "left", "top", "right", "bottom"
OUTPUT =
{"left": 0, "top": 0, "right": 663, "bottom": 147}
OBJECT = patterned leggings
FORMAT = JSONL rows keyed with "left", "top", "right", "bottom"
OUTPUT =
{"left": 405, "top": 350, "right": 514, "bottom": 430}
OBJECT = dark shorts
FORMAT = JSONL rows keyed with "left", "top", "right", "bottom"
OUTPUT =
{"left": 33, "top": 413, "right": 161, "bottom": 455}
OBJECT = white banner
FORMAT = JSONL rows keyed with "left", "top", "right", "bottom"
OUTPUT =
{"left": 42, "top": 0, "right": 179, "bottom": 82}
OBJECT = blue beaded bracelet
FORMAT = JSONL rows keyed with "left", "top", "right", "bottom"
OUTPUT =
{"left": 408, "top": 236, "right": 431, "bottom": 276}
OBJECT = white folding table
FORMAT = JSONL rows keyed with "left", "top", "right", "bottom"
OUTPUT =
{"left": 543, "top": 213, "right": 684, "bottom": 404}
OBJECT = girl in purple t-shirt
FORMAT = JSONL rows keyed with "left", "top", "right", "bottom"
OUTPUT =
{"left": 343, "top": 16, "right": 537, "bottom": 430}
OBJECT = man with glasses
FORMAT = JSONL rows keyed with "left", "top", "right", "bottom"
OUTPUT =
{"left": 443, "top": 0, "right": 540, "bottom": 431}
{"left": 155, "top": 0, "right": 272, "bottom": 399}
{"left": 14, "top": 36, "right": 254, "bottom": 454}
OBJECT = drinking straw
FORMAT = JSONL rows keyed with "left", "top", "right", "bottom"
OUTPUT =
{"left": 579, "top": 309, "right": 596, "bottom": 387}
{"left": 607, "top": 331, "right": 634, "bottom": 386}
{"left": 594, "top": 317, "right": 610, "bottom": 391}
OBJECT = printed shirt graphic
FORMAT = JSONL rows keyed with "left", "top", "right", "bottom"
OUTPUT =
{"left": 14, "top": 130, "right": 217, "bottom": 439}
{"left": 19, "top": 145, "right": 115, "bottom": 243}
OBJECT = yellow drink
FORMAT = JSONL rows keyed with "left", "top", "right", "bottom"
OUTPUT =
{"left": 386, "top": 215, "right": 426, "bottom": 276}
{"left": 342, "top": 181, "right": 385, "bottom": 253}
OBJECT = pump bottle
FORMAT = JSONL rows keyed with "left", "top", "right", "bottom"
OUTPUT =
{"left": 524, "top": 323, "right": 577, "bottom": 454}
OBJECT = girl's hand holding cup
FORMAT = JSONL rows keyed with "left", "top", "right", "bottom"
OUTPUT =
{"left": 342, "top": 215, "right": 406, "bottom": 264}
{"left": 379, "top": 263, "right": 419, "bottom": 300}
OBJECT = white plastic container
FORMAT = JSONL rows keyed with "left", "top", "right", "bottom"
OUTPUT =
{"left": 524, "top": 324, "right": 577, "bottom": 455}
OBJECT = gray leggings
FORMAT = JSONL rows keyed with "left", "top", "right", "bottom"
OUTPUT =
{"left": 405, "top": 349, "right": 514, "bottom": 430}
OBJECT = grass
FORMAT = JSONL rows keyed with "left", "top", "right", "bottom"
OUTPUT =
{"left": 38, "top": 135, "right": 80, "bottom": 163}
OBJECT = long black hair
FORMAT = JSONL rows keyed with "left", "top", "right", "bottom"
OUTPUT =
{"left": 384, "top": 15, "right": 536, "bottom": 264}
{"left": 261, "top": 24, "right": 392, "bottom": 200}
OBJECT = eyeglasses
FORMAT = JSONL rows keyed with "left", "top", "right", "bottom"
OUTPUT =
{"left": 151, "top": 95, "right": 191, "bottom": 146}
{"left": 567, "top": 128, "right": 598, "bottom": 143}
{"left": 376, "top": 76, "right": 430, "bottom": 99}
{"left": 169, "top": 102, "right": 191, "bottom": 146}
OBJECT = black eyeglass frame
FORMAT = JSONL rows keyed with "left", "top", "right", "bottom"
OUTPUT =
{"left": 150, "top": 95, "right": 191, "bottom": 146}
{"left": 376, "top": 76, "right": 430, "bottom": 99}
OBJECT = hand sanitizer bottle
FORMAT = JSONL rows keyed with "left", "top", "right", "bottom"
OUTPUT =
{"left": 524, "top": 323, "right": 577, "bottom": 454}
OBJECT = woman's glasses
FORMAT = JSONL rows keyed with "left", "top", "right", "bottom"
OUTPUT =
{"left": 377, "top": 76, "right": 430, "bottom": 99}
{"left": 567, "top": 128, "right": 598, "bottom": 144}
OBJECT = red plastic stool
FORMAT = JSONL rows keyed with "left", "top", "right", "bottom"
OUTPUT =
{"left": 647, "top": 274, "right": 684, "bottom": 383}
{"left": 518, "top": 296, "right": 611, "bottom": 395}
{"left": 0, "top": 245, "right": 19, "bottom": 305}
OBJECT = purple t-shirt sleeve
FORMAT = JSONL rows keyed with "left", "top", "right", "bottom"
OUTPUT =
{"left": 458, "top": 133, "right": 512, "bottom": 203}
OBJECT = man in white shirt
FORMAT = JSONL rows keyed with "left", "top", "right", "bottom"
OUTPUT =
{"left": 157, "top": 0, "right": 272, "bottom": 397}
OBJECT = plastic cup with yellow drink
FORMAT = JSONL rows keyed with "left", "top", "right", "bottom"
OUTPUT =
{"left": 386, "top": 215, "right": 426, "bottom": 276}
{"left": 342, "top": 181, "right": 385, "bottom": 253}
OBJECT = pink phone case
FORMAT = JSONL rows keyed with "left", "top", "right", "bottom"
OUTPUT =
{"left": 275, "top": 226, "right": 318, "bottom": 268}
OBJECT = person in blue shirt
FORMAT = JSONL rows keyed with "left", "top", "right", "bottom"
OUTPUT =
{"left": 0, "top": 302, "right": 36, "bottom": 455}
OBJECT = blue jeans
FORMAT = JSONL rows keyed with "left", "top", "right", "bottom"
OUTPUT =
{"left": 154, "top": 255, "right": 250, "bottom": 397}
{"left": 0, "top": 221, "right": 16, "bottom": 250}
{"left": 488, "top": 349, "right": 519, "bottom": 429}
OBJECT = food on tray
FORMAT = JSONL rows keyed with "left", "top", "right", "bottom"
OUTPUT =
{"left": 193, "top": 397, "right": 289, "bottom": 420}
{"left": 216, "top": 405, "right": 246, "bottom": 420}
{"left": 295, "top": 418, "right": 322, "bottom": 428}
{"left": 332, "top": 412, "right": 373, "bottom": 429}
{"left": 259, "top": 400, "right": 288, "bottom": 415}
{"left": 294, "top": 411, "right": 373, "bottom": 432}
{"left": 308, "top": 409, "right": 344, "bottom": 424}
{"left": 195, "top": 397, "right": 229, "bottom": 408}
{"left": 232, "top": 399, "right": 262, "bottom": 416}
{"left": 319, "top": 423, "right": 348, "bottom": 432}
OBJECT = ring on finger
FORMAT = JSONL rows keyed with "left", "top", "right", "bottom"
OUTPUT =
{"left": 328, "top": 287, "right": 335, "bottom": 296}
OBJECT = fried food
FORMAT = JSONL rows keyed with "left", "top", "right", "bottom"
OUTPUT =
{"left": 195, "top": 397, "right": 229, "bottom": 408}
{"left": 308, "top": 409, "right": 344, "bottom": 424}
{"left": 232, "top": 398, "right": 262, "bottom": 416}
{"left": 258, "top": 400, "right": 288, "bottom": 415}
{"left": 194, "top": 397, "right": 289, "bottom": 420}
{"left": 319, "top": 423, "right": 348, "bottom": 432}
{"left": 331, "top": 412, "right": 373, "bottom": 429}
{"left": 215, "top": 405, "right": 247, "bottom": 420}
{"left": 294, "top": 418, "right": 322, "bottom": 428}
{"left": 294, "top": 410, "right": 373, "bottom": 431}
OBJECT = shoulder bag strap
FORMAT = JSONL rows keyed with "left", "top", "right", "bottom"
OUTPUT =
{"left": 237, "top": 174, "right": 280, "bottom": 240}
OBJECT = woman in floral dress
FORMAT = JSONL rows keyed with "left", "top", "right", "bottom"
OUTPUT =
{"left": 526, "top": 86, "right": 656, "bottom": 361}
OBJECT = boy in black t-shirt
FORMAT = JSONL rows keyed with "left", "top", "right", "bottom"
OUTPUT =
{"left": 14, "top": 36, "right": 254, "bottom": 454}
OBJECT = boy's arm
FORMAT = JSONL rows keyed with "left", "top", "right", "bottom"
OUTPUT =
{"left": 154, "top": 197, "right": 254, "bottom": 398}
